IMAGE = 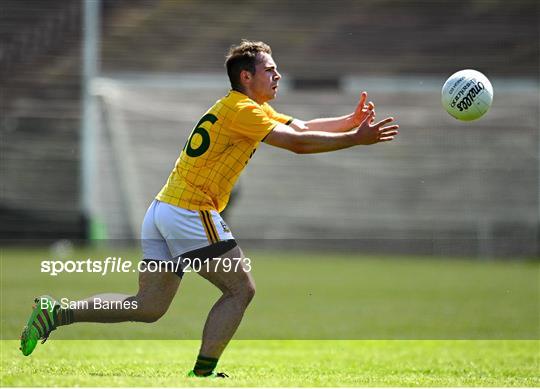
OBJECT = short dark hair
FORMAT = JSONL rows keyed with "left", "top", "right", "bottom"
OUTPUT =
{"left": 225, "top": 40, "right": 272, "bottom": 92}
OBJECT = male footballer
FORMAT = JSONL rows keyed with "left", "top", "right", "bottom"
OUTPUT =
{"left": 20, "top": 40, "right": 399, "bottom": 378}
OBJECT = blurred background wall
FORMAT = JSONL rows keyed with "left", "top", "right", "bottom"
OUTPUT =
{"left": 1, "top": 0, "right": 538, "bottom": 257}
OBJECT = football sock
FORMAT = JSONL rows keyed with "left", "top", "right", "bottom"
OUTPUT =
{"left": 193, "top": 354, "right": 219, "bottom": 376}
{"left": 55, "top": 307, "right": 75, "bottom": 326}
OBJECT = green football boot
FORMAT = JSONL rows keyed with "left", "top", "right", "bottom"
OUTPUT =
{"left": 20, "top": 295, "right": 59, "bottom": 356}
{"left": 187, "top": 370, "right": 229, "bottom": 378}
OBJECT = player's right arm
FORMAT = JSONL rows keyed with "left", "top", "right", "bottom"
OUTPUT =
{"left": 263, "top": 113, "right": 399, "bottom": 154}
{"left": 287, "top": 91, "right": 375, "bottom": 133}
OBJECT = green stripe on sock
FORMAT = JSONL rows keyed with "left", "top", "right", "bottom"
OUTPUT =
{"left": 56, "top": 308, "right": 75, "bottom": 326}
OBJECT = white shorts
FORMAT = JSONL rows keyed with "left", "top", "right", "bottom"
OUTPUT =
{"left": 141, "top": 199, "right": 235, "bottom": 260}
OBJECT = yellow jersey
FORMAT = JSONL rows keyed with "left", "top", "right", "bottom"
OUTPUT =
{"left": 156, "top": 90, "right": 292, "bottom": 212}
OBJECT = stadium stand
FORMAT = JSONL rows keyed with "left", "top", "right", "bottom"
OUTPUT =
{"left": 94, "top": 78, "right": 538, "bottom": 256}
{"left": 1, "top": 0, "right": 538, "bottom": 256}
{"left": 0, "top": 0, "right": 151, "bottom": 239}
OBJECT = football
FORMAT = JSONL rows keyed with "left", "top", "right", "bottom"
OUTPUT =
{"left": 441, "top": 69, "right": 494, "bottom": 121}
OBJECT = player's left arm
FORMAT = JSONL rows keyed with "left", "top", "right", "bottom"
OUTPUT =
{"left": 289, "top": 91, "right": 375, "bottom": 133}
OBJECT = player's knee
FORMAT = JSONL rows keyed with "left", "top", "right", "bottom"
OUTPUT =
{"left": 245, "top": 280, "right": 256, "bottom": 303}
{"left": 141, "top": 313, "right": 163, "bottom": 323}
{"left": 234, "top": 278, "right": 256, "bottom": 307}
{"left": 133, "top": 296, "right": 169, "bottom": 323}
{"left": 138, "top": 306, "right": 167, "bottom": 323}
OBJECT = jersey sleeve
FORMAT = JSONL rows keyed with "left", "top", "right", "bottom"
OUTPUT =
{"left": 232, "top": 103, "right": 280, "bottom": 142}
{"left": 262, "top": 103, "right": 294, "bottom": 125}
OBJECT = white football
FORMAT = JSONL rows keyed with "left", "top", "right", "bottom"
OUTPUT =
{"left": 441, "top": 69, "right": 493, "bottom": 121}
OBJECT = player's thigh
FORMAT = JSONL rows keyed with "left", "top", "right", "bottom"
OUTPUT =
{"left": 139, "top": 200, "right": 180, "bottom": 308}
{"left": 195, "top": 245, "right": 255, "bottom": 295}
{"left": 136, "top": 269, "right": 181, "bottom": 310}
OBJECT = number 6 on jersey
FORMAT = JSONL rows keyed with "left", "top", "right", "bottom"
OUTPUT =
{"left": 184, "top": 113, "right": 217, "bottom": 157}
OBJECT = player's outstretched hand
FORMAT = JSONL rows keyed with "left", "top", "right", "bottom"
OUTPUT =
{"left": 351, "top": 91, "right": 375, "bottom": 127}
{"left": 354, "top": 113, "right": 399, "bottom": 145}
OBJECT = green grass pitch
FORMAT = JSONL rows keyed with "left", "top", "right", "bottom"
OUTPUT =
{"left": 1, "top": 247, "right": 539, "bottom": 386}
{"left": 2, "top": 339, "right": 538, "bottom": 386}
